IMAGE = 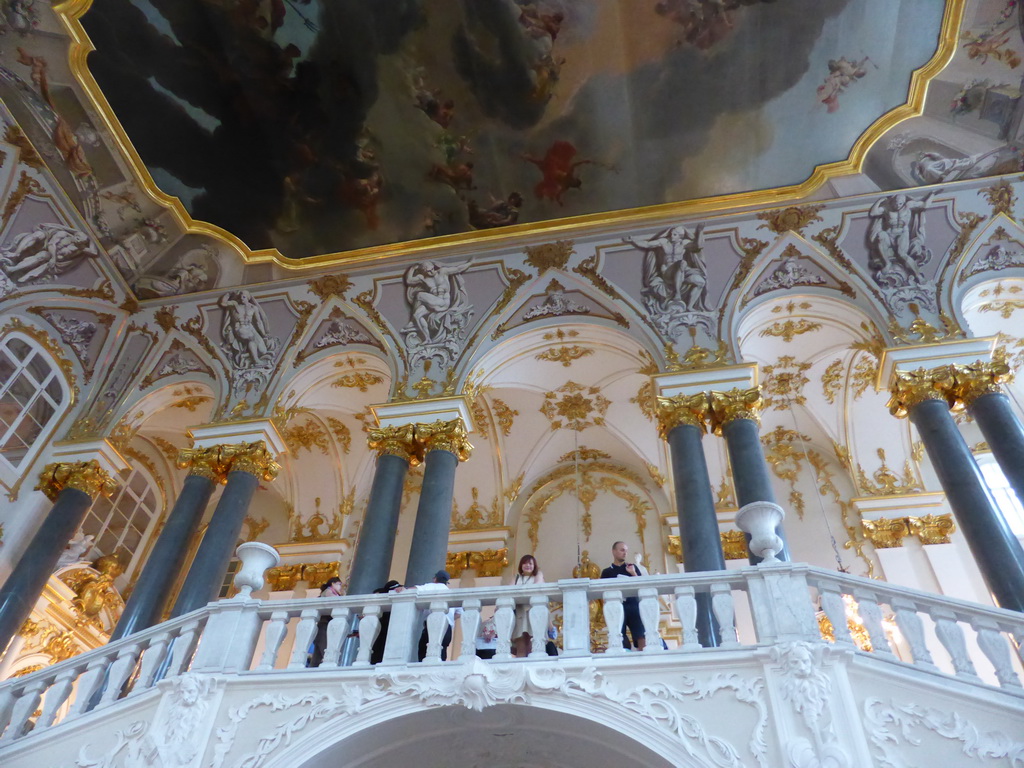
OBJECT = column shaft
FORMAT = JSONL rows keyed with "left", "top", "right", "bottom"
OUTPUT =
{"left": 404, "top": 449, "right": 459, "bottom": 588}
{"left": 171, "top": 470, "right": 259, "bottom": 616}
{"left": 111, "top": 474, "right": 216, "bottom": 640}
{"left": 910, "top": 398, "right": 1024, "bottom": 612}
{"left": 968, "top": 391, "right": 1024, "bottom": 509}
{"left": 721, "top": 417, "right": 790, "bottom": 563}
{"left": 667, "top": 423, "right": 723, "bottom": 646}
{"left": 348, "top": 453, "right": 410, "bottom": 595}
{"left": 0, "top": 488, "right": 93, "bottom": 653}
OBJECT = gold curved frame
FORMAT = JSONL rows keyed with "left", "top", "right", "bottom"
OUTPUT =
{"left": 54, "top": 0, "right": 965, "bottom": 270}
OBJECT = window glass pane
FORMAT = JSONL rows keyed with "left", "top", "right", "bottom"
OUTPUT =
{"left": 4, "top": 338, "right": 32, "bottom": 362}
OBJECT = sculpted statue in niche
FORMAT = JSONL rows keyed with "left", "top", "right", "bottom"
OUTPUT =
{"left": 401, "top": 259, "right": 474, "bottom": 367}
{"left": 625, "top": 223, "right": 714, "bottom": 338}
{"left": 866, "top": 191, "right": 939, "bottom": 311}
{"left": 0, "top": 223, "right": 96, "bottom": 285}
{"left": 219, "top": 290, "right": 278, "bottom": 369}
{"left": 55, "top": 530, "right": 95, "bottom": 569}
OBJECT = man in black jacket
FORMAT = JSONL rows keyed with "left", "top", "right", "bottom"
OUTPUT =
{"left": 600, "top": 541, "right": 646, "bottom": 650}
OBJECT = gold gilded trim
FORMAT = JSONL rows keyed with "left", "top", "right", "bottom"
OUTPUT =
{"left": 367, "top": 423, "right": 418, "bottom": 463}
{"left": 655, "top": 393, "right": 710, "bottom": 437}
{"left": 53, "top": 0, "right": 965, "bottom": 270}
{"left": 907, "top": 513, "right": 955, "bottom": 545}
{"left": 708, "top": 387, "right": 763, "bottom": 434}
{"left": 861, "top": 517, "right": 911, "bottom": 549}
{"left": 36, "top": 460, "right": 117, "bottom": 501}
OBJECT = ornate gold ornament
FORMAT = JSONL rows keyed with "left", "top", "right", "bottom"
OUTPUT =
{"left": 980, "top": 178, "right": 1016, "bottom": 217}
{"left": 177, "top": 445, "right": 232, "bottom": 484}
{"left": 655, "top": 393, "right": 710, "bottom": 437}
{"left": 36, "top": 460, "right": 118, "bottom": 502}
{"left": 573, "top": 252, "right": 625, "bottom": 304}
{"left": 950, "top": 360, "right": 1011, "bottom": 408}
{"left": 720, "top": 530, "right": 749, "bottom": 560}
{"left": 367, "top": 423, "right": 418, "bottom": 463}
{"left": 977, "top": 283, "right": 1024, "bottom": 319}
{"left": 222, "top": 441, "right": 281, "bottom": 481}
{"left": 307, "top": 273, "right": 353, "bottom": 300}
{"left": 541, "top": 381, "right": 610, "bottom": 431}
{"left": 415, "top": 418, "right": 473, "bottom": 461}
{"left": 505, "top": 472, "right": 525, "bottom": 502}
{"left": 61, "top": 555, "right": 125, "bottom": 625}
{"left": 266, "top": 561, "right": 340, "bottom": 592}
{"left": 154, "top": 306, "right": 178, "bottom": 333}
{"left": 821, "top": 358, "right": 844, "bottom": 404}
{"left": 850, "top": 355, "right": 877, "bottom": 400}
{"left": 243, "top": 516, "right": 269, "bottom": 542}
{"left": 856, "top": 448, "right": 923, "bottom": 496}
{"left": 761, "top": 426, "right": 811, "bottom": 519}
{"left": 972, "top": 441, "right": 990, "bottom": 453}
{"left": 557, "top": 447, "right": 610, "bottom": 463}
{"left": 326, "top": 416, "right": 352, "bottom": 453}
{"left": 715, "top": 474, "right": 738, "bottom": 511}
{"left": 907, "top": 513, "right": 956, "bottom": 545}
{"left": 888, "top": 309, "right": 961, "bottom": 346}
{"left": 535, "top": 344, "right": 594, "bottom": 367}
{"left": 861, "top": 517, "right": 911, "bottom": 549}
{"left": 5, "top": 124, "right": 44, "bottom": 168}
{"left": 806, "top": 449, "right": 874, "bottom": 577}
{"left": 645, "top": 463, "right": 667, "bottom": 487}
{"left": 667, "top": 534, "right": 682, "bottom": 560}
{"left": 524, "top": 240, "right": 575, "bottom": 273}
{"left": 708, "top": 387, "right": 764, "bottom": 434}
{"left": 760, "top": 356, "right": 812, "bottom": 408}
{"left": 2, "top": 171, "right": 45, "bottom": 226}
{"left": 759, "top": 318, "right": 823, "bottom": 343}
{"left": 468, "top": 549, "right": 508, "bottom": 578}
{"left": 755, "top": 204, "right": 825, "bottom": 234}
{"left": 772, "top": 300, "right": 812, "bottom": 315}
{"left": 353, "top": 289, "right": 407, "bottom": 367}
{"left": 887, "top": 366, "right": 956, "bottom": 418}
{"left": 331, "top": 371, "right": 385, "bottom": 391}
{"left": 491, "top": 398, "right": 518, "bottom": 436}
{"left": 281, "top": 418, "right": 330, "bottom": 455}
{"left": 451, "top": 488, "right": 502, "bottom": 530}
{"left": 291, "top": 497, "right": 346, "bottom": 542}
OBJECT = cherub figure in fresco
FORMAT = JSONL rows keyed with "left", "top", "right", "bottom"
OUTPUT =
{"left": 522, "top": 141, "right": 594, "bottom": 206}
{"left": 529, "top": 54, "right": 566, "bottom": 103}
{"left": 655, "top": 0, "right": 772, "bottom": 50}
{"left": 626, "top": 223, "right": 708, "bottom": 313}
{"left": 816, "top": 56, "right": 871, "bottom": 113}
{"left": 516, "top": 3, "right": 564, "bottom": 43}
{"left": 428, "top": 160, "right": 476, "bottom": 191}
{"left": 2, "top": 0, "right": 39, "bottom": 36}
{"left": 866, "top": 191, "right": 938, "bottom": 289}
{"left": 467, "top": 193, "right": 523, "bottom": 229}
{"left": 962, "top": 28, "right": 1021, "bottom": 68}
{"left": 403, "top": 260, "right": 473, "bottom": 346}
{"left": 219, "top": 291, "right": 277, "bottom": 369}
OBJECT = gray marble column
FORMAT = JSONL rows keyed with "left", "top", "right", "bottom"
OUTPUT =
{"left": 111, "top": 471, "right": 217, "bottom": 640}
{"left": 665, "top": 416, "right": 723, "bottom": 647}
{"left": 909, "top": 397, "right": 1024, "bottom": 613}
{"left": 404, "top": 448, "right": 459, "bottom": 588}
{"left": 0, "top": 462, "right": 114, "bottom": 653}
{"left": 719, "top": 415, "right": 791, "bottom": 564}
{"left": 966, "top": 391, "right": 1024, "bottom": 513}
{"left": 171, "top": 443, "right": 279, "bottom": 617}
{"left": 348, "top": 444, "right": 412, "bottom": 595}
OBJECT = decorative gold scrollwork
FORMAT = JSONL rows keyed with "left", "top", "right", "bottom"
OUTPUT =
{"left": 720, "top": 530, "right": 749, "bottom": 560}
{"left": 861, "top": 517, "right": 912, "bottom": 549}
{"left": 950, "top": 360, "right": 1012, "bottom": 409}
{"left": 708, "top": 387, "right": 764, "bottom": 434}
{"left": 415, "top": 418, "right": 473, "bottom": 462}
{"left": 886, "top": 366, "right": 955, "bottom": 418}
{"left": 367, "top": 423, "right": 418, "bottom": 463}
{"left": 177, "top": 445, "right": 232, "bottom": 484}
{"left": 656, "top": 393, "right": 710, "bottom": 437}
{"left": 907, "top": 513, "right": 956, "bottom": 545}
{"left": 36, "top": 460, "right": 118, "bottom": 502}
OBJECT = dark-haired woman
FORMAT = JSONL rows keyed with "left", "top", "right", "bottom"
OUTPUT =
{"left": 511, "top": 555, "right": 544, "bottom": 656}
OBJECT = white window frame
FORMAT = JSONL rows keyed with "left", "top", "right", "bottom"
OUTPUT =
{"left": 978, "top": 454, "right": 1024, "bottom": 538}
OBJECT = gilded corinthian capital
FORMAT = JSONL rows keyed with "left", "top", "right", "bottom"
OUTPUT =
{"left": 177, "top": 446, "right": 231, "bottom": 484}
{"left": 223, "top": 440, "right": 281, "bottom": 481}
{"left": 415, "top": 418, "right": 473, "bottom": 462}
{"left": 36, "top": 460, "right": 118, "bottom": 502}
{"left": 886, "top": 366, "right": 955, "bottom": 418}
{"left": 367, "top": 424, "right": 418, "bottom": 463}
{"left": 951, "top": 360, "right": 1012, "bottom": 408}
{"left": 708, "top": 387, "right": 763, "bottom": 434}
{"left": 656, "top": 393, "right": 710, "bottom": 438}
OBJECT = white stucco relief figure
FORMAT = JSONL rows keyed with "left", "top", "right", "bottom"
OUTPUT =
{"left": 866, "top": 191, "right": 938, "bottom": 312}
{"left": 401, "top": 259, "right": 474, "bottom": 368}
{"left": 965, "top": 243, "right": 1024, "bottom": 279}
{"left": 0, "top": 223, "right": 97, "bottom": 288}
{"left": 50, "top": 315, "right": 97, "bottom": 365}
{"left": 910, "top": 148, "right": 1018, "bottom": 185}
{"left": 314, "top": 319, "right": 372, "bottom": 349}
{"left": 523, "top": 280, "right": 590, "bottom": 319}
{"left": 753, "top": 254, "right": 826, "bottom": 297}
{"left": 134, "top": 259, "right": 209, "bottom": 299}
{"left": 626, "top": 223, "right": 714, "bottom": 338}
{"left": 55, "top": 530, "right": 95, "bottom": 569}
{"left": 157, "top": 352, "right": 206, "bottom": 378}
{"left": 219, "top": 290, "right": 279, "bottom": 394}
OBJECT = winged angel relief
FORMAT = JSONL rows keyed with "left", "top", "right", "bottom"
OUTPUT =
{"left": 401, "top": 260, "right": 474, "bottom": 369}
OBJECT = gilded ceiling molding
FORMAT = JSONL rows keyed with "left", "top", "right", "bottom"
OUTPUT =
{"left": 805, "top": 449, "right": 874, "bottom": 578}
{"left": 760, "top": 356, "right": 812, "bottom": 409}
{"left": 352, "top": 289, "right": 408, "bottom": 369}
{"left": 1, "top": 171, "right": 45, "bottom": 227}
{"left": 290, "top": 496, "right": 348, "bottom": 543}
{"left": 535, "top": 344, "right": 593, "bottom": 367}
{"left": 242, "top": 515, "right": 269, "bottom": 542}
{"left": 280, "top": 418, "right": 330, "bottom": 455}
{"left": 307, "top": 274, "right": 353, "bottom": 301}
{"left": 821, "top": 358, "right": 844, "bottom": 404}
{"left": 524, "top": 240, "right": 575, "bottom": 273}
{"left": 154, "top": 306, "right": 177, "bottom": 333}
{"left": 761, "top": 426, "right": 812, "bottom": 519}
{"left": 4, "top": 124, "right": 44, "bottom": 169}
{"left": 979, "top": 178, "right": 1016, "bottom": 217}
{"left": 759, "top": 319, "right": 822, "bottom": 343}
{"left": 976, "top": 283, "right": 1024, "bottom": 319}
{"left": 36, "top": 460, "right": 117, "bottom": 502}
{"left": 645, "top": 463, "right": 667, "bottom": 487}
{"left": 331, "top": 371, "right": 385, "bottom": 391}
{"left": 708, "top": 387, "right": 763, "bottom": 434}
{"left": 446, "top": 549, "right": 508, "bottom": 579}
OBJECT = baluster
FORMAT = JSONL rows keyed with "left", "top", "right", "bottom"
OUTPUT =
{"left": 257, "top": 610, "right": 290, "bottom": 670}
{"left": 423, "top": 600, "right": 449, "bottom": 664}
{"left": 974, "top": 618, "right": 1023, "bottom": 689}
{"left": 289, "top": 608, "right": 320, "bottom": 669}
{"left": 673, "top": 586, "right": 701, "bottom": 651}
{"left": 0, "top": 678, "right": 46, "bottom": 744}
{"left": 167, "top": 619, "right": 202, "bottom": 677}
{"left": 0, "top": 683, "right": 16, "bottom": 738}
{"left": 494, "top": 597, "right": 515, "bottom": 661}
{"left": 931, "top": 608, "right": 978, "bottom": 680}
{"left": 638, "top": 587, "right": 664, "bottom": 653}
{"left": 66, "top": 657, "right": 108, "bottom": 720}
{"left": 354, "top": 606, "right": 381, "bottom": 667}
{"left": 602, "top": 590, "right": 626, "bottom": 655}
{"left": 711, "top": 583, "right": 738, "bottom": 648}
{"left": 890, "top": 597, "right": 936, "bottom": 671}
{"left": 36, "top": 667, "right": 78, "bottom": 730}
{"left": 459, "top": 599, "right": 481, "bottom": 662}
{"left": 320, "top": 607, "right": 351, "bottom": 669}
{"left": 130, "top": 631, "right": 172, "bottom": 697}
{"left": 528, "top": 596, "right": 550, "bottom": 658}
{"left": 818, "top": 584, "right": 854, "bottom": 647}
{"left": 852, "top": 591, "right": 894, "bottom": 657}
{"left": 97, "top": 646, "right": 141, "bottom": 710}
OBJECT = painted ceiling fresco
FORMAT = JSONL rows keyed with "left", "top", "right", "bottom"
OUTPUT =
{"left": 70, "top": 0, "right": 948, "bottom": 260}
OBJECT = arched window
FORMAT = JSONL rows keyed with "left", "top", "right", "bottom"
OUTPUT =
{"left": 81, "top": 465, "right": 162, "bottom": 579}
{"left": 0, "top": 334, "right": 69, "bottom": 478}
{"left": 979, "top": 457, "right": 1024, "bottom": 537}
